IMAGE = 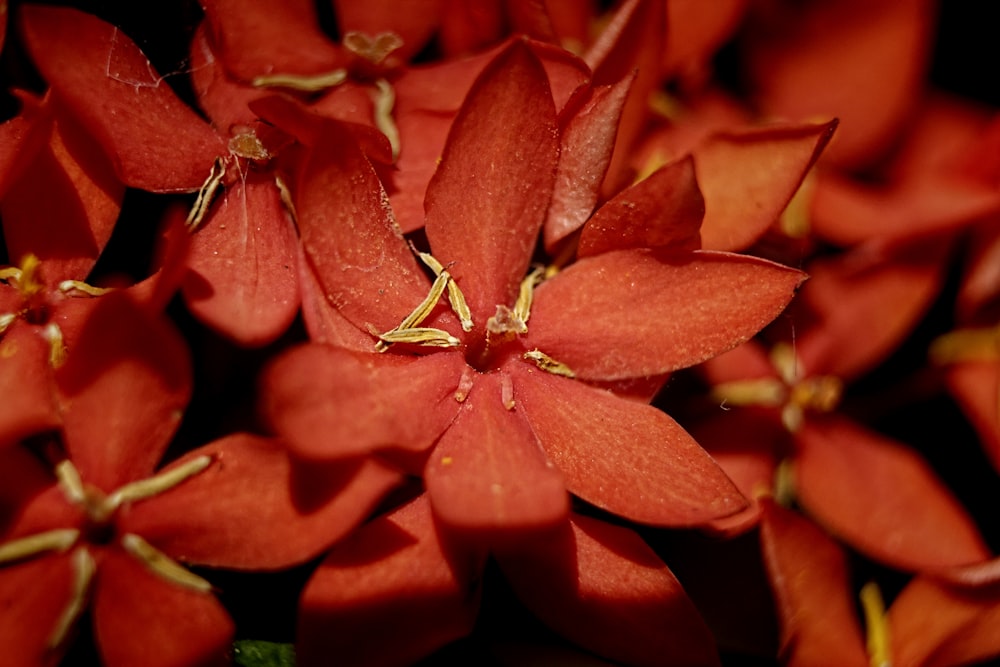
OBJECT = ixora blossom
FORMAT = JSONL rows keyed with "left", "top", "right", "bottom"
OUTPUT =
{"left": 0, "top": 293, "right": 398, "bottom": 667}
{"left": 263, "top": 40, "right": 807, "bottom": 539}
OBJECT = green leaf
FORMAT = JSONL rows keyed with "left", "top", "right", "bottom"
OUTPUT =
{"left": 233, "top": 640, "right": 296, "bottom": 667}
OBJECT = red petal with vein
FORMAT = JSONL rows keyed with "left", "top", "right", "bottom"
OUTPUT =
{"left": 0, "top": 324, "right": 61, "bottom": 447}
{"left": 424, "top": 41, "right": 558, "bottom": 321}
{"left": 511, "top": 363, "right": 746, "bottom": 526}
{"left": 55, "top": 294, "right": 191, "bottom": 492}
{"left": 695, "top": 121, "right": 836, "bottom": 251}
{"left": 578, "top": 156, "right": 703, "bottom": 257}
{"left": 2, "top": 101, "right": 123, "bottom": 281}
{"left": 758, "top": 500, "right": 868, "bottom": 667}
{"left": 200, "top": 0, "right": 345, "bottom": 82}
{"left": 294, "top": 120, "right": 435, "bottom": 334}
{"left": 525, "top": 249, "right": 805, "bottom": 380}
{"left": 810, "top": 172, "right": 1000, "bottom": 247}
{"left": 334, "top": 0, "right": 445, "bottom": 61}
{"left": 20, "top": 6, "right": 225, "bottom": 192}
{"left": 387, "top": 107, "right": 456, "bottom": 234}
{"left": 94, "top": 548, "right": 232, "bottom": 667}
{"left": 0, "top": 551, "right": 77, "bottom": 667}
{"left": 794, "top": 417, "right": 991, "bottom": 571}
{"left": 298, "top": 496, "right": 480, "bottom": 667}
{"left": 182, "top": 174, "right": 299, "bottom": 347}
{"left": 499, "top": 514, "right": 721, "bottom": 667}
{"left": 545, "top": 74, "right": 633, "bottom": 249}
{"left": 890, "top": 575, "right": 1000, "bottom": 667}
{"left": 263, "top": 344, "right": 465, "bottom": 461}
{"left": 425, "top": 371, "right": 569, "bottom": 540}
{"left": 119, "top": 434, "right": 401, "bottom": 569}
{"left": 188, "top": 26, "right": 264, "bottom": 129}
{"left": 745, "top": 0, "right": 934, "bottom": 169}
{"left": 690, "top": 409, "right": 786, "bottom": 536}
{"left": 944, "top": 362, "right": 1000, "bottom": 474}
{"left": 297, "top": 246, "right": 377, "bottom": 351}
{"left": 793, "top": 239, "right": 950, "bottom": 381}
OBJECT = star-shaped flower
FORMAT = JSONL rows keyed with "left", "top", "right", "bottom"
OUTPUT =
{"left": 263, "top": 41, "right": 806, "bottom": 543}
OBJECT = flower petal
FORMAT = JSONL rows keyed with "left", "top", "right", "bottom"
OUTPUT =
{"left": 510, "top": 363, "right": 746, "bottom": 526}
{"left": 577, "top": 155, "right": 703, "bottom": 257}
{"left": 263, "top": 344, "right": 465, "bottom": 461}
{"left": 94, "top": 547, "right": 232, "bottom": 667}
{"left": 296, "top": 246, "right": 378, "bottom": 351}
{"left": 794, "top": 416, "right": 991, "bottom": 571}
{"left": 890, "top": 574, "right": 1000, "bottom": 667}
{"left": 544, "top": 74, "right": 634, "bottom": 250}
{"left": 943, "top": 362, "right": 1000, "bottom": 473}
{"left": 119, "top": 434, "right": 401, "bottom": 570}
{"left": 694, "top": 121, "right": 836, "bottom": 251}
{"left": 55, "top": 293, "right": 191, "bottom": 491}
{"left": 525, "top": 249, "right": 805, "bottom": 380}
{"left": 0, "top": 551, "right": 78, "bottom": 667}
{"left": 297, "top": 495, "right": 481, "bottom": 667}
{"left": 424, "top": 40, "right": 558, "bottom": 322}
{"left": 758, "top": 499, "right": 869, "bottom": 667}
{"left": 0, "top": 323, "right": 61, "bottom": 447}
{"left": 293, "top": 118, "right": 437, "bottom": 335}
{"left": 499, "top": 514, "right": 722, "bottom": 667}
{"left": 19, "top": 5, "right": 225, "bottom": 192}
{"left": 425, "top": 371, "right": 569, "bottom": 541}
{"left": 183, "top": 174, "right": 300, "bottom": 347}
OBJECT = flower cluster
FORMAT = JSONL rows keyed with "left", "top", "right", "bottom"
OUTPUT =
{"left": 1, "top": 1, "right": 998, "bottom": 666}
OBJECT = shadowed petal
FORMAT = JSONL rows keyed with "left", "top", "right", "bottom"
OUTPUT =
{"left": 525, "top": 249, "right": 805, "bottom": 380}
{"left": 263, "top": 344, "right": 465, "bottom": 461}
{"left": 499, "top": 514, "right": 722, "bottom": 667}
{"left": 424, "top": 41, "right": 558, "bottom": 322}
{"left": 0, "top": 323, "right": 61, "bottom": 447}
{"left": 694, "top": 121, "right": 836, "bottom": 251}
{"left": 425, "top": 371, "right": 569, "bottom": 541}
{"left": 545, "top": 74, "right": 634, "bottom": 250}
{"left": 758, "top": 499, "right": 869, "bottom": 667}
{"left": 119, "top": 434, "right": 401, "bottom": 569}
{"left": 20, "top": 5, "right": 225, "bottom": 192}
{"left": 298, "top": 496, "right": 481, "bottom": 667}
{"left": 94, "top": 548, "right": 232, "bottom": 667}
{"left": 183, "top": 174, "right": 300, "bottom": 347}
{"left": 795, "top": 417, "right": 991, "bottom": 571}
{"left": 55, "top": 293, "right": 191, "bottom": 492}
{"left": 943, "top": 362, "right": 1000, "bottom": 473}
{"left": 578, "top": 156, "right": 703, "bottom": 257}
{"left": 510, "top": 363, "right": 746, "bottom": 526}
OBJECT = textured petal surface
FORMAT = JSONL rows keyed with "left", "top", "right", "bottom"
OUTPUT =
{"left": 499, "top": 514, "right": 721, "bottom": 667}
{"left": 795, "top": 417, "right": 991, "bottom": 571}
{"left": 424, "top": 41, "right": 558, "bottom": 322}
{"left": 425, "top": 371, "right": 569, "bottom": 540}
{"left": 55, "top": 294, "right": 191, "bottom": 491}
{"left": 525, "top": 249, "right": 805, "bottom": 380}
{"left": 694, "top": 121, "right": 836, "bottom": 251}
{"left": 758, "top": 500, "right": 868, "bottom": 667}
{"left": 296, "top": 246, "right": 377, "bottom": 351}
{"left": 263, "top": 344, "right": 465, "bottom": 461}
{"left": 20, "top": 5, "right": 225, "bottom": 192}
{"left": 183, "top": 174, "right": 300, "bottom": 347}
{"left": 578, "top": 156, "right": 703, "bottom": 257}
{"left": 510, "top": 363, "right": 746, "bottom": 526}
{"left": 298, "top": 496, "right": 480, "bottom": 667}
{"left": 94, "top": 548, "right": 232, "bottom": 667}
{"left": 119, "top": 434, "right": 401, "bottom": 569}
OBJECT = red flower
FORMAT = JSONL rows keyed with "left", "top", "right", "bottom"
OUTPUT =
{"left": 0, "top": 293, "right": 397, "bottom": 667}
{"left": 263, "top": 41, "right": 805, "bottom": 542}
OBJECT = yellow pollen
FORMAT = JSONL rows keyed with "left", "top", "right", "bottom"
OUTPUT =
{"left": 860, "top": 581, "right": 892, "bottom": 667}
{"left": 251, "top": 68, "right": 348, "bottom": 92}
{"left": 930, "top": 325, "right": 1000, "bottom": 364}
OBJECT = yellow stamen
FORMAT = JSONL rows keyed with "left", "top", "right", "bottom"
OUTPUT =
{"left": 523, "top": 349, "right": 575, "bottom": 378}
{"left": 377, "top": 327, "right": 461, "bottom": 348}
{"left": 58, "top": 280, "right": 114, "bottom": 297}
{"left": 228, "top": 130, "right": 269, "bottom": 162}
{"left": 0, "top": 312, "right": 16, "bottom": 334}
{"left": 0, "top": 528, "right": 79, "bottom": 565}
{"left": 770, "top": 343, "right": 799, "bottom": 386}
{"left": 372, "top": 78, "right": 400, "bottom": 161}
{"left": 186, "top": 157, "right": 226, "bottom": 230}
{"left": 48, "top": 547, "right": 96, "bottom": 649}
{"left": 0, "top": 254, "right": 44, "bottom": 297}
{"left": 42, "top": 323, "right": 67, "bottom": 368}
{"left": 342, "top": 31, "right": 403, "bottom": 65}
{"left": 377, "top": 270, "right": 455, "bottom": 351}
{"left": 55, "top": 459, "right": 86, "bottom": 506}
{"left": 772, "top": 459, "right": 796, "bottom": 508}
{"left": 275, "top": 174, "right": 298, "bottom": 223}
{"left": 930, "top": 326, "right": 1000, "bottom": 364}
{"left": 418, "top": 252, "right": 473, "bottom": 331}
{"left": 120, "top": 533, "right": 213, "bottom": 593}
{"left": 711, "top": 378, "right": 786, "bottom": 408}
{"left": 251, "top": 69, "right": 348, "bottom": 92}
{"left": 512, "top": 266, "right": 545, "bottom": 327}
{"left": 860, "top": 581, "right": 892, "bottom": 667}
{"left": 106, "top": 455, "right": 213, "bottom": 510}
